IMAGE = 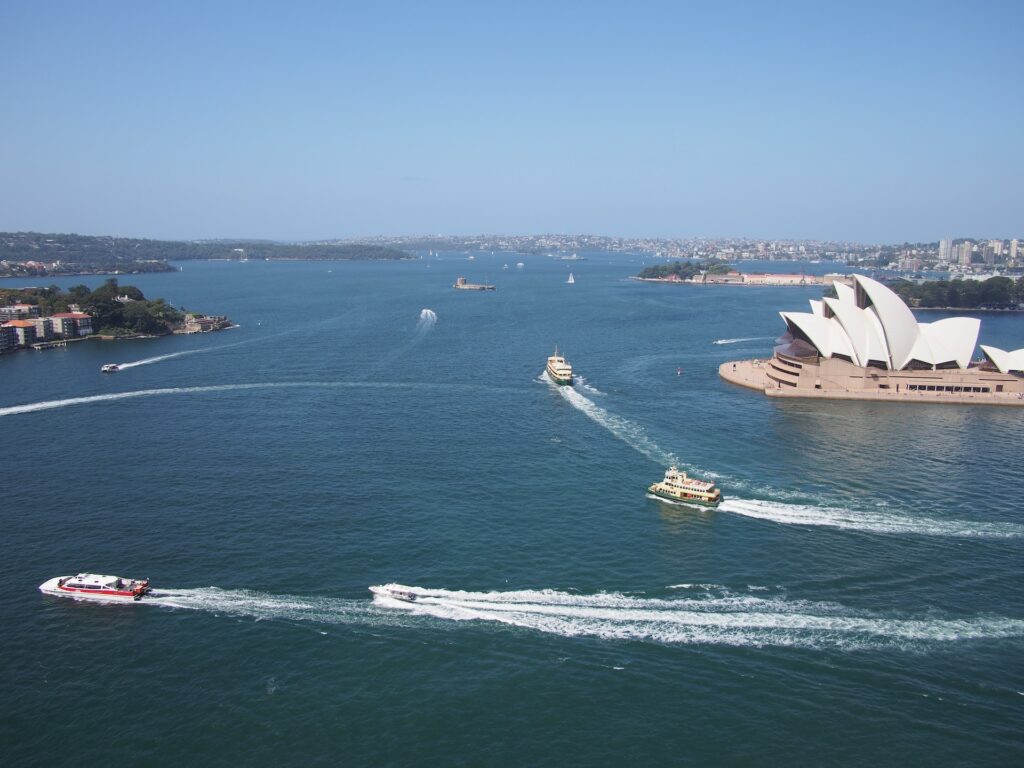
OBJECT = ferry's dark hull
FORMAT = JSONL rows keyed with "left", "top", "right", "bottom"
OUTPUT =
{"left": 546, "top": 366, "right": 573, "bottom": 385}
{"left": 646, "top": 486, "right": 722, "bottom": 508}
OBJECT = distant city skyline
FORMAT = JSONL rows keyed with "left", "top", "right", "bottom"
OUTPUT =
{"left": 1, "top": 1, "right": 1021, "bottom": 243}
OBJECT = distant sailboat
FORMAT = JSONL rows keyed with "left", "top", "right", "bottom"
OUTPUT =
{"left": 566, "top": 272, "right": 575, "bottom": 284}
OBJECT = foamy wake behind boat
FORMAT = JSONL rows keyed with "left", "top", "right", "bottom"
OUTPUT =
{"left": 39, "top": 573, "right": 152, "bottom": 602}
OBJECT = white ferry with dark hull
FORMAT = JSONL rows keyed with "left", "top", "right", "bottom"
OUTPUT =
{"left": 546, "top": 347, "right": 573, "bottom": 385}
{"left": 647, "top": 467, "right": 722, "bottom": 508}
{"left": 39, "top": 573, "right": 152, "bottom": 602}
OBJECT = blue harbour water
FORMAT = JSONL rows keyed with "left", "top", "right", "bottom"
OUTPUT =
{"left": 1, "top": 255, "right": 1022, "bottom": 766}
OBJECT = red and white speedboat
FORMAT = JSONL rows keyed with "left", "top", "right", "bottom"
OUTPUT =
{"left": 39, "top": 573, "right": 152, "bottom": 602}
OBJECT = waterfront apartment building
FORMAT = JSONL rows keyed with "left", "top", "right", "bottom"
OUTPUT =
{"left": 0, "top": 325, "right": 17, "bottom": 354}
{"left": 0, "top": 304, "right": 41, "bottom": 321}
{"left": 3, "top": 319, "right": 37, "bottom": 346}
{"left": 30, "top": 317, "right": 53, "bottom": 342}
{"left": 49, "top": 312, "right": 93, "bottom": 337}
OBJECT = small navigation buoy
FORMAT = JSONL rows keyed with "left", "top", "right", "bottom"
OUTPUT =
{"left": 677, "top": 367, "right": 683, "bottom": 376}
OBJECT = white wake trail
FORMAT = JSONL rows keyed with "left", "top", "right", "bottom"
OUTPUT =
{"left": 114, "top": 320, "right": 359, "bottom": 371}
{"left": 719, "top": 497, "right": 1024, "bottom": 539}
{"left": 712, "top": 336, "right": 772, "bottom": 345}
{"left": 371, "top": 584, "right": 1024, "bottom": 650}
{"left": 117, "top": 350, "right": 205, "bottom": 369}
{"left": 0, "top": 381, "right": 439, "bottom": 418}
{"left": 574, "top": 375, "right": 605, "bottom": 396}
{"left": 148, "top": 587, "right": 411, "bottom": 629}
{"left": 0, "top": 384, "right": 314, "bottom": 417}
{"left": 544, "top": 372, "right": 680, "bottom": 467}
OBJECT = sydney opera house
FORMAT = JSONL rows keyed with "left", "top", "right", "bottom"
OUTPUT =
{"left": 719, "top": 274, "right": 1024, "bottom": 404}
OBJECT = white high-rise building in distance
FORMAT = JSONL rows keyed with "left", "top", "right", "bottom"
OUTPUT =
{"left": 957, "top": 241, "right": 973, "bottom": 265}
{"left": 1011, "top": 239, "right": 1019, "bottom": 261}
{"left": 938, "top": 238, "right": 952, "bottom": 261}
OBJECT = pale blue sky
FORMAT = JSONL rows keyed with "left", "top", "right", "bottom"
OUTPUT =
{"left": 1, "top": 0, "right": 1020, "bottom": 242}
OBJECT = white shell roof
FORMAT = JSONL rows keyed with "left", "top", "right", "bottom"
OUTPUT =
{"left": 920, "top": 318, "right": 981, "bottom": 369}
{"left": 980, "top": 345, "right": 1024, "bottom": 373}
{"left": 780, "top": 275, "right": 980, "bottom": 371}
{"left": 855, "top": 275, "right": 920, "bottom": 370}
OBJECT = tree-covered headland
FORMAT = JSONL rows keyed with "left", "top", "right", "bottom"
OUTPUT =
{"left": 2, "top": 279, "right": 187, "bottom": 336}
{"left": 637, "top": 259, "right": 733, "bottom": 280}
{"left": 0, "top": 231, "right": 413, "bottom": 277}
{"left": 890, "top": 277, "right": 1024, "bottom": 309}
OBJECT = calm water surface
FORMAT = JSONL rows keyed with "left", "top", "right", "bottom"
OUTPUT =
{"left": 1, "top": 256, "right": 1022, "bottom": 766}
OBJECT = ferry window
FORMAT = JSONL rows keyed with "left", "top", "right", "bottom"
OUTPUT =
{"left": 86, "top": 585, "right": 100, "bottom": 590}
{"left": 982, "top": 387, "right": 990, "bottom": 393}
{"left": 69, "top": 583, "right": 84, "bottom": 588}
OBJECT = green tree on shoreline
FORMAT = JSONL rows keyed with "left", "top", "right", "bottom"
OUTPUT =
{"left": 891, "top": 276, "right": 1024, "bottom": 309}
{"left": 637, "top": 259, "right": 732, "bottom": 280}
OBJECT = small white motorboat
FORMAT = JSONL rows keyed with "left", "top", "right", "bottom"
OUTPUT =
{"left": 369, "top": 585, "right": 419, "bottom": 603}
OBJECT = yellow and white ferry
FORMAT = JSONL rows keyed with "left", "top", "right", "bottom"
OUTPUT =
{"left": 546, "top": 347, "right": 573, "bottom": 385}
{"left": 647, "top": 466, "right": 722, "bottom": 507}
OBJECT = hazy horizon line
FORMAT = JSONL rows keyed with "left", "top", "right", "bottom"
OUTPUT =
{"left": 5, "top": 228, "right": 1020, "bottom": 249}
